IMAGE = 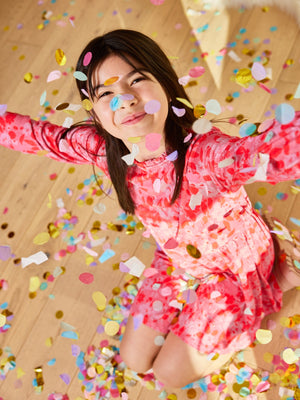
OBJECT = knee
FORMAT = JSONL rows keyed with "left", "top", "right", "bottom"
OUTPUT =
{"left": 152, "top": 359, "right": 193, "bottom": 388}
{"left": 119, "top": 340, "right": 153, "bottom": 374}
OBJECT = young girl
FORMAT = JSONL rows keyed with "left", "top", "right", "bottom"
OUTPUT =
{"left": 1, "top": 29, "right": 300, "bottom": 388}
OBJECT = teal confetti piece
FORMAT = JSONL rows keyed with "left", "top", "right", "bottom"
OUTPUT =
{"left": 99, "top": 248, "right": 115, "bottom": 263}
{"left": 290, "top": 217, "right": 300, "bottom": 227}
{"left": 61, "top": 331, "right": 79, "bottom": 339}
{"left": 73, "top": 71, "right": 88, "bottom": 81}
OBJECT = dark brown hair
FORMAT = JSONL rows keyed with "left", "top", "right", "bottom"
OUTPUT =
{"left": 74, "top": 29, "right": 196, "bottom": 214}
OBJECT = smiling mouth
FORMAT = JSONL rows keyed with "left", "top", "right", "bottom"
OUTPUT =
{"left": 122, "top": 112, "right": 146, "bottom": 125}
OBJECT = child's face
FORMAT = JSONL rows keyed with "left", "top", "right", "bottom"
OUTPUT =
{"left": 91, "top": 54, "right": 169, "bottom": 160}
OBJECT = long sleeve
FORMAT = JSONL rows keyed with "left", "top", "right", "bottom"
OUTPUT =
{"left": 196, "top": 111, "right": 300, "bottom": 191}
{"left": 0, "top": 112, "right": 107, "bottom": 168}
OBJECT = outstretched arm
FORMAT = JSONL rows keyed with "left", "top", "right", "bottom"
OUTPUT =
{"left": 199, "top": 111, "right": 300, "bottom": 191}
{"left": 0, "top": 112, "right": 106, "bottom": 167}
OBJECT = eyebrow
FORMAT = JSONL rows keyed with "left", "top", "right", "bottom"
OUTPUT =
{"left": 92, "top": 68, "right": 149, "bottom": 94}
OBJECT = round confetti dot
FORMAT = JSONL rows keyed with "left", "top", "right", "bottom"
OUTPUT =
{"left": 235, "top": 68, "right": 252, "bottom": 86}
{"left": 239, "top": 123, "right": 257, "bottom": 137}
{"left": 275, "top": 103, "right": 295, "bottom": 124}
{"left": 145, "top": 133, "right": 162, "bottom": 151}
{"left": 152, "top": 300, "right": 163, "bottom": 312}
{"left": 144, "top": 99, "right": 161, "bottom": 114}
{"left": 79, "top": 272, "right": 94, "bottom": 284}
{"left": 276, "top": 192, "right": 288, "bottom": 200}
{"left": 256, "top": 328, "right": 272, "bottom": 344}
{"left": 0, "top": 314, "right": 6, "bottom": 328}
{"left": 55, "top": 310, "right": 64, "bottom": 319}
{"left": 24, "top": 72, "right": 33, "bottom": 83}
{"left": 187, "top": 388, "right": 197, "bottom": 399}
{"left": 193, "top": 104, "right": 206, "bottom": 118}
{"left": 104, "top": 321, "right": 119, "bottom": 336}
{"left": 206, "top": 99, "right": 222, "bottom": 115}
{"left": 154, "top": 335, "right": 165, "bottom": 346}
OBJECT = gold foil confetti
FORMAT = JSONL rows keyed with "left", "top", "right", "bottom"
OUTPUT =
{"left": 55, "top": 48, "right": 67, "bottom": 66}
{"left": 186, "top": 244, "right": 201, "bottom": 259}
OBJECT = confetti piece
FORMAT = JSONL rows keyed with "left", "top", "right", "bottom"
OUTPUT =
{"left": 239, "top": 123, "right": 257, "bottom": 137}
{"left": 182, "top": 289, "right": 197, "bottom": 304}
{"left": 83, "top": 51, "right": 92, "bottom": 66}
{"left": 206, "top": 99, "right": 222, "bottom": 115}
{"left": 143, "top": 268, "right": 158, "bottom": 277}
{"left": 104, "top": 76, "right": 119, "bottom": 86}
{"left": 154, "top": 335, "right": 165, "bottom": 346}
{"left": 228, "top": 50, "right": 241, "bottom": 62}
{"left": 176, "top": 97, "right": 193, "bottom": 109}
{"left": 257, "top": 118, "right": 274, "bottom": 133}
{"left": 29, "top": 276, "right": 41, "bottom": 293}
{"left": 60, "top": 373, "right": 70, "bottom": 384}
{"left": 194, "top": 104, "right": 206, "bottom": 118}
{"left": 255, "top": 329, "right": 272, "bottom": 344}
{"left": 153, "top": 178, "right": 161, "bottom": 193}
{"left": 0, "top": 245, "right": 13, "bottom": 261}
{"left": 0, "top": 314, "right": 6, "bottom": 328}
{"left": 61, "top": 331, "right": 79, "bottom": 339}
{"left": 124, "top": 256, "right": 146, "bottom": 277}
{"left": 192, "top": 118, "right": 212, "bottom": 134}
{"left": 55, "top": 49, "right": 67, "bottom": 66}
{"left": 0, "top": 104, "right": 7, "bottom": 116}
{"left": 218, "top": 157, "right": 234, "bottom": 168}
{"left": 251, "top": 62, "right": 267, "bottom": 81}
{"left": 47, "top": 70, "right": 62, "bottom": 82}
{"left": 166, "top": 150, "right": 178, "bottom": 161}
{"left": 104, "top": 321, "right": 119, "bottom": 336}
{"left": 188, "top": 66, "right": 205, "bottom": 78}
{"left": 110, "top": 95, "right": 122, "bottom": 111}
{"left": 172, "top": 106, "right": 186, "bottom": 117}
{"left": 294, "top": 82, "right": 300, "bottom": 98}
{"left": 144, "top": 99, "right": 161, "bottom": 114}
{"left": 145, "top": 133, "right": 162, "bottom": 151}
{"left": 22, "top": 251, "right": 48, "bottom": 268}
{"left": 79, "top": 272, "right": 94, "bottom": 284}
{"left": 127, "top": 136, "right": 142, "bottom": 143}
{"left": 99, "top": 248, "right": 115, "bottom": 263}
{"left": 73, "top": 71, "right": 88, "bottom": 81}
{"left": 235, "top": 68, "right": 252, "bottom": 86}
{"left": 178, "top": 75, "right": 191, "bottom": 86}
{"left": 24, "top": 72, "right": 33, "bottom": 83}
{"left": 33, "top": 232, "right": 50, "bottom": 245}
{"left": 82, "top": 99, "right": 93, "bottom": 111}
{"left": 92, "top": 291, "right": 107, "bottom": 311}
{"left": 275, "top": 103, "right": 295, "bottom": 124}
{"left": 186, "top": 244, "right": 201, "bottom": 259}
{"left": 290, "top": 217, "right": 300, "bottom": 227}
{"left": 164, "top": 237, "right": 178, "bottom": 249}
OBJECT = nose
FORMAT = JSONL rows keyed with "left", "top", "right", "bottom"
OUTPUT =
{"left": 120, "top": 93, "right": 137, "bottom": 108}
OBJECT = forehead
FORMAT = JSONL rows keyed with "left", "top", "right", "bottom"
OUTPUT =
{"left": 93, "top": 54, "right": 142, "bottom": 84}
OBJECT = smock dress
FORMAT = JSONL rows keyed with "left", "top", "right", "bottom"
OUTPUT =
{"left": 1, "top": 111, "right": 300, "bottom": 354}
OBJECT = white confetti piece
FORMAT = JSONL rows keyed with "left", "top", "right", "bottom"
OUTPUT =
{"left": 21, "top": 251, "right": 48, "bottom": 268}
{"left": 294, "top": 82, "right": 300, "bottom": 98}
{"left": 124, "top": 256, "right": 146, "bottom": 277}
{"left": 153, "top": 178, "right": 161, "bottom": 193}
{"left": 206, "top": 99, "right": 222, "bottom": 115}
{"left": 282, "top": 348, "right": 299, "bottom": 364}
{"left": 228, "top": 50, "right": 241, "bottom": 62}
{"left": 192, "top": 118, "right": 212, "bottom": 134}
{"left": 218, "top": 157, "right": 234, "bottom": 168}
{"left": 251, "top": 62, "right": 267, "bottom": 81}
{"left": 255, "top": 328, "right": 272, "bottom": 344}
{"left": 121, "top": 143, "right": 139, "bottom": 165}
{"left": 47, "top": 70, "right": 62, "bottom": 82}
{"left": 246, "top": 153, "right": 269, "bottom": 184}
{"left": 189, "top": 192, "right": 203, "bottom": 210}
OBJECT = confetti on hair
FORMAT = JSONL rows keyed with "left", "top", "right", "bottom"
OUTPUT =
{"left": 83, "top": 51, "right": 92, "bottom": 66}
{"left": 73, "top": 71, "right": 88, "bottom": 81}
{"left": 176, "top": 97, "right": 193, "bottom": 109}
{"left": 172, "top": 106, "right": 186, "bottom": 117}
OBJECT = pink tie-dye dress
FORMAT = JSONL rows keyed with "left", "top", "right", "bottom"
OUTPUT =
{"left": 1, "top": 111, "right": 300, "bottom": 354}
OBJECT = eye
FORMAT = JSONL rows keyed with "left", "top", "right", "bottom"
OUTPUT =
{"left": 131, "top": 75, "right": 147, "bottom": 85}
{"left": 98, "top": 90, "right": 113, "bottom": 99}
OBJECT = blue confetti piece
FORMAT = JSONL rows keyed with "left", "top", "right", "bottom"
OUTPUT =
{"left": 290, "top": 217, "right": 300, "bottom": 227}
{"left": 99, "top": 249, "right": 115, "bottom": 263}
{"left": 239, "top": 123, "right": 257, "bottom": 137}
{"left": 110, "top": 95, "right": 122, "bottom": 111}
{"left": 61, "top": 331, "right": 79, "bottom": 340}
{"left": 275, "top": 103, "right": 295, "bottom": 124}
{"left": 47, "top": 358, "right": 56, "bottom": 366}
{"left": 0, "top": 302, "right": 8, "bottom": 309}
{"left": 73, "top": 71, "right": 88, "bottom": 81}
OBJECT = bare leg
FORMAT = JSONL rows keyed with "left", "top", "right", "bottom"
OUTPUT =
{"left": 120, "top": 316, "right": 233, "bottom": 388}
{"left": 152, "top": 332, "right": 233, "bottom": 388}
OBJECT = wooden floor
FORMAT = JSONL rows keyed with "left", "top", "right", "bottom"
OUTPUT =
{"left": 0, "top": 0, "right": 299, "bottom": 399}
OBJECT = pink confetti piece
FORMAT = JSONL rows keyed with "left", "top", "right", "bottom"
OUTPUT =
{"left": 181, "top": 289, "right": 197, "bottom": 304}
{"left": 143, "top": 268, "right": 158, "bottom": 278}
{"left": 184, "top": 132, "right": 192, "bottom": 143}
{"left": 150, "top": 0, "right": 165, "bottom": 4}
{"left": 79, "top": 272, "right": 94, "bottom": 284}
{"left": 47, "top": 70, "right": 62, "bottom": 83}
{"left": 71, "top": 344, "right": 80, "bottom": 357}
{"left": 145, "top": 133, "right": 162, "bottom": 151}
{"left": 188, "top": 66, "right": 205, "bottom": 78}
{"left": 119, "top": 262, "right": 130, "bottom": 273}
{"left": 258, "top": 118, "right": 274, "bottom": 133}
{"left": 164, "top": 237, "right": 178, "bottom": 249}
{"left": 172, "top": 106, "right": 186, "bottom": 117}
{"left": 144, "top": 99, "right": 161, "bottom": 114}
{"left": 0, "top": 245, "right": 13, "bottom": 261}
{"left": 251, "top": 62, "right": 267, "bottom": 81}
{"left": 83, "top": 51, "right": 92, "bottom": 66}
